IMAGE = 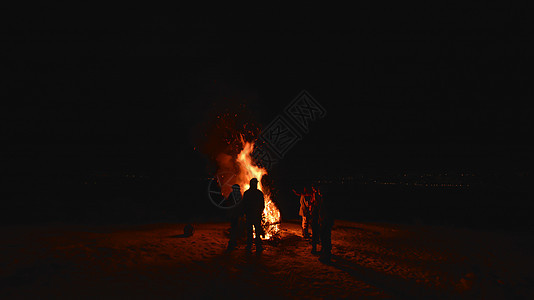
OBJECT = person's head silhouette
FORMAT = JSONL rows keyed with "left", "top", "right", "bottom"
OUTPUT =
{"left": 232, "top": 184, "right": 240, "bottom": 192}
{"left": 249, "top": 178, "right": 258, "bottom": 189}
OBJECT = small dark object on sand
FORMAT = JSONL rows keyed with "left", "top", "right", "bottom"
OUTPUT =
{"left": 184, "top": 224, "right": 194, "bottom": 237}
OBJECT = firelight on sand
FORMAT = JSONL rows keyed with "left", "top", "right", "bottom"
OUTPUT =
{"left": 235, "top": 137, "right": 280, "bottom": 239}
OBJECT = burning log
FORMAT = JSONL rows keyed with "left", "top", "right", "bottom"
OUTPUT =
{"left": 262, "top": 221, "right": 282, "bottom": 226}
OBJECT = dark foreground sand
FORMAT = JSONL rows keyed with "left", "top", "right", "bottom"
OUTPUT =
{"left": 1, "top": 220, "right": 533, "bottom": 299}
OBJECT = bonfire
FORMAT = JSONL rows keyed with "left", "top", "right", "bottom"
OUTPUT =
{"left": 222, "top": 137, "right": 281, "bottom": 239}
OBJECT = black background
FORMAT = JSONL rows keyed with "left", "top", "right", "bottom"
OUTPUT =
{"left": 3, "top": 5, "right": 533, "bottom": 225}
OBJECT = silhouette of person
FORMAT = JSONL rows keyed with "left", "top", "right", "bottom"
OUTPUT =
{"left": 225, "top": 184, "right": 243, "bottom": 251}
{"left": 293, "top": 187, "right": 312, "bottom": 238}
{"left": 243, "top": 178, "right": 265, "bottom": 252}
{"left": 310, "top": 186, "right": 321, "bottom": 254}
{"left": 318, "top": 185, "right": 334, "bottom": 263}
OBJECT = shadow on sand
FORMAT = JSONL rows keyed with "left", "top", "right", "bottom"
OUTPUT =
{"left": 329, "top": 255, "right": 452, "bottom": 299}
{"left": 169, "top": 224, "right": 195, "bottom": 238}
{"left": 169, "top": 233, "right": 193, "bottom": 238}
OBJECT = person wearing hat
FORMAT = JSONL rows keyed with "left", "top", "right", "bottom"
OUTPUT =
{"left": 242, "top": 178, "right": 265, "bottom": 252}
{"left": 225, "top": 184, "right": 243, "bottom": 251}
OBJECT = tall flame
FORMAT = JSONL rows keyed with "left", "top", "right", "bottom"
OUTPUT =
{"left": 235, "top": 138, "right": 280, "bottom": 239}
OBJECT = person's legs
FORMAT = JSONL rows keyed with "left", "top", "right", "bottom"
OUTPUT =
{"left": 246, "top": 220, "right": 253, "bottom": 250}
{"left": 311, "top": 221, "right": 319, "bottom": 253}
{"left": 324, "top": 228, "right": 332, "bottom": 254}
{"left": 227, "top": 217, "right": 238, "bottom": 250}
{"left": 302, "top": 216, "right": 309, "bottom": 238}
{"left": 254, "top": 220, "right": 263, "bottom": 250}
{"left": 319, "top": 226, "right": 332, "bottom": 262}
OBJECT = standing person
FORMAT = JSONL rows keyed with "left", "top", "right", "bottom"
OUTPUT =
{"left": 243, "top": 178, "right": 265, "bottom": 252}
{"left": 224, "top": 184, "right": 243, "bottom": 252}
{"left": 318, "top": 185, "right": 334, "bottom": 263}
{"left": 293, "top": 187, "right": 312, "bottom": 238}
{"left": 310, "top": 186, "right": 321, "bottom": 254}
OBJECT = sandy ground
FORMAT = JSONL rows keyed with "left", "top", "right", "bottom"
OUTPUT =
{"left": 1, "top": 220, "right": 534, "bottom": 299}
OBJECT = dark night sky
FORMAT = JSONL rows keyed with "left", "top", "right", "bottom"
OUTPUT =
{"left": 3, "top": 5, "right": 533, "bottom": 179}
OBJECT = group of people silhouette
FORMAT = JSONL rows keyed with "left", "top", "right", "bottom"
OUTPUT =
{"left": 220, "top": 178, "right": 334, "bottom": 263}
{"left": 223, "top": 178, "right": 265, "bottom": 253}
{"left": 293, "top": 185, "right": 333, "bottom": 263}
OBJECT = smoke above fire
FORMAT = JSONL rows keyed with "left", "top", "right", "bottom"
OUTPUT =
{"left": 193, "top": 103, "right": 261, "bottom": 176}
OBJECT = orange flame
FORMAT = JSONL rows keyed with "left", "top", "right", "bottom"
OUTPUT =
{"left": 235, "top": 137, "right": 280, "bottom": 239}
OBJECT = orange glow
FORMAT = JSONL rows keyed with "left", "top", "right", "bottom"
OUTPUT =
{"left": 235, "top": 136, "right": 280, "bottom": 239}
